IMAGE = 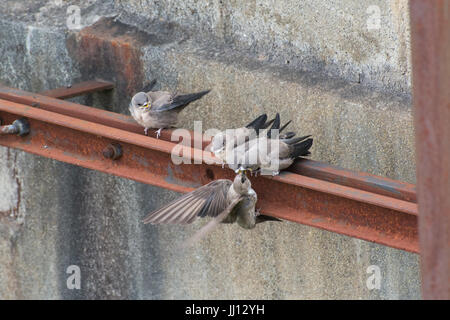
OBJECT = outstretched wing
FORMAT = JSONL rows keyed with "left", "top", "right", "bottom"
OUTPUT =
{"left": 142, "top": 179, "right": 232, "bottom": 224}
{"left": 182, "top": 197, "right": 244, "bottom": 248}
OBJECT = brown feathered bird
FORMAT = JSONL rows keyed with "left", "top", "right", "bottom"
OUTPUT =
{"left": 129, "top": 80, "right": 210, "bottom": 138}
{"left": 142, "top": 171, "right": 279, "bottom": 246}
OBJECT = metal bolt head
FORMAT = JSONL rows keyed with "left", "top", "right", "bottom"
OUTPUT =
{"left": 103, "top": 143, "right": 123, "bottom": 160}
{"left": 13, "top": 118, "right": 30, "bottom": 136}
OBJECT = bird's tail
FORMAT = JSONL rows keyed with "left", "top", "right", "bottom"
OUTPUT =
{"left": 267, "top": 113, "right": 281, "bottom": 138}
{"left": 279, "top": 120, "right": 292, "bottom": 134}
{"left": 290, "top": 138, "right": 313, "bottom": 158}
{"left": 256, "top": 215, "right": 282, "bottom": 224}
{"left": 280, "top": 131, "right": 296, "bottom": 139}
{"left": 282, "top": 134, "right": 312, "bottom": 145}
{"left": 262, "top": 117, "right": 275, "bottom": 129}
{"left": 245, "top": 113, "right": 268, "bottom": 134}
{"left": 167, "top": 89, "right": 211, "bottom": 112}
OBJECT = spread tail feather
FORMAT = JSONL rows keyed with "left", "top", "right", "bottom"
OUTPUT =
{"left": 267, "top": 113, "right": 280, "bottom": 138}
{"left": 291, "top": 138, "right": 313, "bottom": 158}
{"left": 279, "top": 120, "right": 292, "bottom": 134}
{"left": 283, "top": 134, "right": 312, "bottom": 145}
{"left": 280, "top": 131, "right": 296, "bottom": 139}
{"left": 262, "top": 117, "right": 275, "bottom": 129}
{"left": 245, "top": 113, "right": 268, "bottom": 134}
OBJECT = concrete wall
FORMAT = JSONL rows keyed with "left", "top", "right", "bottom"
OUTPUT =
{"left": 0, "top": 0, "right": 420, "bottom": 299}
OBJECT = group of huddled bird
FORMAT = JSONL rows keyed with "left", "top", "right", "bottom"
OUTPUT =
{"left": 128, "top": 80, "right": 313, "bottom": 245}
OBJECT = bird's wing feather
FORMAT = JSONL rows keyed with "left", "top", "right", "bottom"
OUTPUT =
{"left": 277, "top": 141, "right": 292, "bottom": 158}
{"left": 147, "top": 91, "right": 173, "bottom": 109}
{"left": 142, "top": 179, "right": 232, "bottom": 225}
{"left": 245, "top": 113, "right": 268, "bottom": 134}
{"left": 289, "top": 138, "right": 313, "bottom": 158}
{"left": 153, "top": 90, "right": 210, "bottom": 112}
{"left": 128, "top": 104, "right": 136, "bottom": 117}
{"left": 181, "top": 196, "right": 244, "bottom": 248}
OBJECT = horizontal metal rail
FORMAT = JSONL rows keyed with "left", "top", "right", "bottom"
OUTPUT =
{"left": 0, "top": 84, "right": 418, "bottom": 203}
{"left": 0, "top": 84, "right": 419, "bottom": 252}
{"left": 39, "top": 80, "right": 114, "bottom": 99}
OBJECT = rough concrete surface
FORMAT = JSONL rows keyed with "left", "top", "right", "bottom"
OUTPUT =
{"left": 116, "top": 0, "right": 412, "bottom": 95}
{"left": 0, "top": 0, "right": 420, "bottom": 299}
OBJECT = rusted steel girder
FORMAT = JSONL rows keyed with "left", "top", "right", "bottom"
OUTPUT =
{"left": 0, "top": 95, "right": 418, "bottom": 252}
{"left": 410, "top": 0, "right": 450, "bottom": 299}
{"left": 0, "top": 84, "right": 417, "bottom": 203}
{"left": 40, "top": 80, "right": 114, "bottom": 99}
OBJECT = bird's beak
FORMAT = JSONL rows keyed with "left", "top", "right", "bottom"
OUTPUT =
{"left": 240, "top": 170, "right": 247, "bottom": 183}
{"left": 143, "top": 102, "right": 151, "bottom": 110}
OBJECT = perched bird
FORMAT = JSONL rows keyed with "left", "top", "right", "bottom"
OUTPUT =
{"left": 207, "top": 113, "right": 288, "bottom": 167}
{"left": 206, "top": 113, "right": 268, "bottom": 161}
{"left": 230, "top": 133, "right": 313, "bottom": 175}
{"left": 143, "top": 171, "right": 279, "bottom": 246}
{"left": 129, "top": 80, "right": 210, "bottom": 138}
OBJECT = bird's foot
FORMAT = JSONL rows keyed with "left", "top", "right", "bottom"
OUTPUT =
{"left": 255, "top": 208, "right": 261, "bottom": 216}
{"left": 221, "top": 163, "right": 225, "bottom": 169}
{"left": 155, "top": 128, "right": 163, "bottom": 139}
{"left": 271, "top": 170, "right": 279, "bottom": 176}
{"left": 144, "top": 128, "right": 149, "bottom": 136}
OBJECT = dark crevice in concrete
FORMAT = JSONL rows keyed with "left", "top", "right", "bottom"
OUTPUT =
{"left": 56, "top": 165, "right": 86, "bottom": 299}
{"left": 12, "top": 152, "right": 21, "bottom": 220}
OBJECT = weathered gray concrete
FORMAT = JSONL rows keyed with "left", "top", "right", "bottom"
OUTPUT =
{"left": 116, "top": 0, "right": 412, "bottom": 95}
{"left": 0, "top": 0, "right": 420, "bottom": 299}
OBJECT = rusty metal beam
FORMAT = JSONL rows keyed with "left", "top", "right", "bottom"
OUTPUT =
{"left": 0, "top": 84, "right": 417, "bottom": 204}
{"left": 39, "top": 80, "right": 114, "bottom": 99}
{"left": 410, "top": 0, "right": 450, "bottom": 299}
{"left": 0, "top": 84, "right": 162, "bottom": 138}
{"left": 0, "top": 96, "right": 418, "bottom": 252}
{"left": 290, "top": 159, "right": 416, "bottom": 203}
